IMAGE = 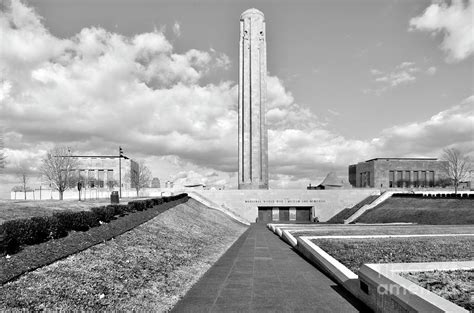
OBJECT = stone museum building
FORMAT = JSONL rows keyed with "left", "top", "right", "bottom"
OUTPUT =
{"left": 348, "top": 158, "right": 448, "bottom": 188}
{"left": 72, "top": 155, "right": 138, "bottom": 190}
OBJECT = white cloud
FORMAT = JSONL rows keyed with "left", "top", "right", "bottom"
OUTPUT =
{"left": 0, "top": 0, "right": 472, "bottom": 195}
{"left": 172, "top": 21, "right": 181, "bottom": 37}
{"left": 370, "top": 69, "right": 382, "bottom": 75}
{"left": 366, "top": 62, "right": 420, "bottom": 94}
{"left": 409, "top": 0, "right": 474, "bottom": 62}
{"left": 375, "top": 96, "right": 474, "bottom": 156}
{"left": 366, "top": 62, "right": 442, "bottom": 95}
{"left": 327, "top": 109, "right": 340, "bottom": 116}
{"left": 397, "top": 61, "right": 416, "bottom": 69}
{"left": 426, "top": 66, "right": 437, "bottom": 75}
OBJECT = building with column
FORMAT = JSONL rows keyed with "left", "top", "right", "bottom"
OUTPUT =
{"left": 349, "top": 158, "right": 449, "bottom": 188}
{"left": 238, "top": 8, "right": 269, "bottom": 190}
{"left": 73, "top": 155, "right": 138, "bottom": 190}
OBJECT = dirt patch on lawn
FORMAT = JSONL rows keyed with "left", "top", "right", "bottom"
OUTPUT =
{"left": 0, "top": 199, "right": 247, "bottom": 311}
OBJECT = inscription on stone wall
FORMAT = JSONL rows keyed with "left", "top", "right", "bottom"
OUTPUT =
{"left": 245, "top": 199, "right": 325, "bottom": 204}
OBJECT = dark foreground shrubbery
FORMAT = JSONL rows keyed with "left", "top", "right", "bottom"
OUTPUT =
{"left": 0, "top": 194, "right": 188, "bottom": 255}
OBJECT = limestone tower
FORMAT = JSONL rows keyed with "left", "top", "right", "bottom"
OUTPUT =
{"left": 238, "top": 8, "right": 268, "bottom": 190}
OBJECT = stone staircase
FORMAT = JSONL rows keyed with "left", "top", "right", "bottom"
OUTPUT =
{"left": 344, "top": 191, "right": 394, "bottom": 224}
{"left": 188, "top": 191, "right": 250, "bottom": 225}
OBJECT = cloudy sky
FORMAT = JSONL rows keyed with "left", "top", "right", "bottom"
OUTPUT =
{"left": 0, "top": 0, "right": 473, "bottom": 197}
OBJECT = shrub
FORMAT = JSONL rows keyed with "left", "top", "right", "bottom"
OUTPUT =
{"left": 29, "top": 216, "right": 51, "bottom": 244}
{"left": 145, "top": 199, "right": 154, "bottom": 208}
{"left": 107, "top": 204, "right": 128, "bottom": 217}
{"left": 152, "top": 198, "right": 164, "bottom": 206}
{"left": 68, "top": 212, "right": 92, "bottom": 231}
{"left": 1, "top": 216, "right": 53, "bottom": 254}
{"left": 128, "top": 200, "right": 146, "bottom": 211}
{"left": 48, "top": 215, "right": 68, "bottom": 239}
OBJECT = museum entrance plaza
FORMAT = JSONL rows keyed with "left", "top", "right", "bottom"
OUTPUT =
{"left": 172, "top": 224, "right": 368, "bottom": 312}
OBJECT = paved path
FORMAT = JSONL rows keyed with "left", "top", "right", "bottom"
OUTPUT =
{"left": 171, "top": 224, "right": 368, "bottom": 312}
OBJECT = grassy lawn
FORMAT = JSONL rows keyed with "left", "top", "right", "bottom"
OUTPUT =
{"left": 355, "top": 198, "right": 474, "bottom": 224}
{"left": 0, "top": 199, "right": 247, "bottom": 311}
{"left": 400, "top": 270, "right": 473, "bottom": 311}
{"left": 309, "top": 236, "right": 473, "bottom": 273}
{"left": 291, "top": 224, "right": 474, "bottom": 238}
{"left": 0, "top": 198, "right": 140, "bottom": 224}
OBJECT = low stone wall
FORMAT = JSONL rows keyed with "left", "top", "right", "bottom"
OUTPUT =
{"left": 193, "top": 189, "right": 380, "bottom": 223}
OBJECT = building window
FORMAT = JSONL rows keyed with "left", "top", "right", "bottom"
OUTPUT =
{"left": 367, "top": 172, "right": 371, "bottom": 187}
{"left": 420, "top": 171, "right": 426, "bottom": 187}
{"left": 389, "top": 171, "right": 394, "bottom": 188}
{"left": 405, "top": 171, "right": 411, "bottom": 187}
{"left": 98, "top": 170, "right": 104, "bottom": 188}
{"left": 88, "top": 170, "right": 96, "bottom": 188}
{"left": 107, "top": 170, "right": 115, "bottom": 189}
{"left": 428, "top": 171, "right": 435, "bottom": 187}
{"left": 413, "top": 171, "right": 419, "bottom": 187}
{"left": 397, "top": 171, "right": 403, "bottom": 188}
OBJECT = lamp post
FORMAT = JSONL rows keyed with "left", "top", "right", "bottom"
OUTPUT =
{"left": 119, "top": 147, "right": 123, "bottom": 198}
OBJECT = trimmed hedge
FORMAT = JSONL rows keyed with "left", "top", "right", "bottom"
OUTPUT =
{"left": 0, "top": 193, "right": 188, "bottom": 256}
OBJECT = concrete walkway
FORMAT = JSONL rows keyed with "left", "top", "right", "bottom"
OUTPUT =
{"left": 171, "top": 224, "right": 368, "bottom": 312}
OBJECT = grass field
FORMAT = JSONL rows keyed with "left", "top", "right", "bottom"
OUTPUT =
{"left": 0, "top": 199, "right": 247, "bottom": 311}
{"left": 355, "top": 197, "right": 474, "bottom": 224}
{"left": 0, "top": 198, "right": 148, "bottom": 223}
{"left": 401, "top": 270, "right": 473, "bottom": 311}
{"left": 310, "top": 236, "right": 473, "bottom": 273}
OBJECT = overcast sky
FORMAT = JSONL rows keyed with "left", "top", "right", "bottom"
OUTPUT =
{"left": 0, "top": 0, "right": 473, "bottom": 197}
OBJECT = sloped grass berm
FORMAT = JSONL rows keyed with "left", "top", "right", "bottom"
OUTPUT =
{"left": 355, "top": 197, "right": 474, "bottom": 224}
{"left": 0, "top": 194, "right": 188, "bottom": 284}
{"left": 0, "top": 198, "right": 247, "bottom": 311}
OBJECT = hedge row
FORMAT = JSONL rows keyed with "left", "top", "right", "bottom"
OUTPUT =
{"left": 392, "top": 193, "right": 473, "bottom": 198}
{"left": 0, "top": 193, "right": 188, "bottom": 256}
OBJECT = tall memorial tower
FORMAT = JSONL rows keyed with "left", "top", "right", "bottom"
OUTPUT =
{"left": 238, "top": 8, "right": 268, "bottom": 190}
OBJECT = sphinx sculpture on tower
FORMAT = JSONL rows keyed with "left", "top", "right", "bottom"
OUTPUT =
{"left": 238, "top": 8, "right": 269, "bottom": 190}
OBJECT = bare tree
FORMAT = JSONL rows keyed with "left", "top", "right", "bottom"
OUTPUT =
{"left": 127, "top": 160, "right": 152, "bottom": 197}
{"left": 441, "top": 148, "right": 471, "bottom": 194}
{"left": 41, "top": 146, "right": 79, "bottom": 200}
{"left": 15, "top": 163, "right": 31, "bottom": 200}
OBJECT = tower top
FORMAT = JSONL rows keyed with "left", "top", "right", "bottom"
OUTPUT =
{"left": 240, "top": 8, "right": 264, "bottom": 19}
